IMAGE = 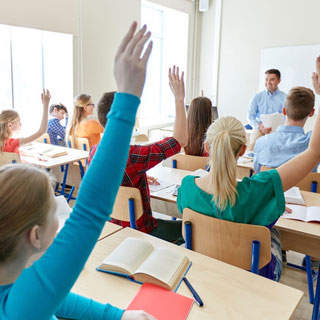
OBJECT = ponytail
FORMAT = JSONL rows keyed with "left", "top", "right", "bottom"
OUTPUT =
{"left": 205, "top": 116, "right": 246, "bottom": 211}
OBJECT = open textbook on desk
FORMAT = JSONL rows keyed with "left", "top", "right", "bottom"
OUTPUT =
{"left": 97, "top": 237, "right": 191, "bottom": 291}
{"left": 282, "top": 205, "right": 320, "bottom": 222}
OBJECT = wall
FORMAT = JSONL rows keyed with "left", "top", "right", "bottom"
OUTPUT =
{"left": 199, "top": 0, "right": 320, "bottom": 125}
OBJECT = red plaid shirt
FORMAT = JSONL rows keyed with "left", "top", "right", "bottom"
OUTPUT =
{"left": 88, "top": 137, "right": 181, "bottom": 233}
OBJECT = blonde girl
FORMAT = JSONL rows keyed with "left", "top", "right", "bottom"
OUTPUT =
{"left": 0, "top": 90, "right": 51, "bottom": 155}
{"left": 67, "top": 94, "right": 104, "bottom": 149}
{"left": 0, "top": 22, "right": 155, "bottom": 320}
{"left": 178, "top": 56, "right": 320, "bottom": 281}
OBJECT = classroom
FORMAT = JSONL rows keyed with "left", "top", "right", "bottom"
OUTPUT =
{"left": 0, "top": 0, "right": 320, "bottom": 319}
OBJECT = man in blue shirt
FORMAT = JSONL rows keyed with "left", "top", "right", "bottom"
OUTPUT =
{"left": 254, "top": 86, "right": 315, "bottom": 173}
{"left": 47, "top": 103, "right": 68, "bottom": 145}
{"left": 248, "top": 69, "right": 287, "bottom": 150}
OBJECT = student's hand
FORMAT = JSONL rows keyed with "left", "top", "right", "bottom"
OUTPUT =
{"left": 312, "top": 56, "right": 320, "bottom": 95}
{"left": 41, "top": 89, "right": 51, "bottom": 107}
{"left": 147, "top": 175, "right": 160, "bottom": 185}
{"left": 169, "top": 65, "right": 185, "bottom": 102}
{"left": 121, "top": 310, "right": 157, "bottom": 320}
{"left": 114, "top": 22, "right": 153, "bottom": 98}
{"left": 285, "top": 206, "right": 292, "bottom": 214}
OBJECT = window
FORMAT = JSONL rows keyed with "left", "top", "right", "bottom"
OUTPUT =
{"left": 140, "top": 1, "right": 189, "bottom": 128}
{"left": 0, "top": 25, "right": 73, "bottom": 136}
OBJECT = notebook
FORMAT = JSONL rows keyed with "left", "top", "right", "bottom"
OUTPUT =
{"left": 284, "top": 187, "right": 305, "bottom": 205}
{"left": 282, "top": 205, "right": 320, "bottom": 222}
{"left": 127, "top": 283, "right": 194, "bottom": 320}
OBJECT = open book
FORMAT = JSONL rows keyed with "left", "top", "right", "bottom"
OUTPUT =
{"left": 282, "top": 205, "right": 320, "bottom": 222}
{"left": 97, "top": 237, "right": 191, "bottom": 291}
{"left": 41, "top": 148, "right": 68, "bottom": 158}
{"left": 284, "top": 187, "right": 305, "bottom": 205}
{"left": 149, "top": 180, "right": 174, "bottom": 192}
{"left": 260, "top": 112, "right": 284, "bottom": 133}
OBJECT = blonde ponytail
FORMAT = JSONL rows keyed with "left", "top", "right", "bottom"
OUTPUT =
{"left": 205, "top": 116, "right": 246, "bottom": 211}
{"left": 0, "top": 110, "right": 19, "bottom": 152}
{"left": 67, "top": 94, "right": 91, "bottom": 146}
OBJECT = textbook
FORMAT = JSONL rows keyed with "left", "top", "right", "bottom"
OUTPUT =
{"left": 282, "top": 204, "right": 320, "bottom": 222}
{"left": 127, "top": 283, "right": 194, "bottom": 320}
{"left": 260, "top": 112, "right": 284, "bottom": 133}
{"left": 284, "top": 187, "right": 305, "bottom": 205}
{"left": 148, "top": 180, "right": 174, "bottom": 192}
{"left": 41, "top": 148, "right": 68, "bottom": 158}
{"left": 97, "top": 237, "right": 191, "bottom": 291}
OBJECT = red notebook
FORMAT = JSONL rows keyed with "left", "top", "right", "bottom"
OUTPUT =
{"left": 127, "top": 283, "right": 194, "bottom": 320}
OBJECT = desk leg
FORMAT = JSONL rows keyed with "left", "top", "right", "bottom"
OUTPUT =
{"left": 306, "top": 256, "right": 315, "bottom": 304}
{"left": 312, "top": 264, "right": 320, "bottom": 320}
{"left": 61, "top": 164, "right": 69, "bottom": 196}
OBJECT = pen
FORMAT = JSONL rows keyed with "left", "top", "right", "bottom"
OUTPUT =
{"left": 183, "top": 277, "right": 203, "bottom": 307}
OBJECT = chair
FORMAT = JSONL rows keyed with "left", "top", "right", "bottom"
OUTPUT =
{"left": 236, "top": 166, "right": 254, "bottom": 180}
{"left": 110, "top": 186, "right": 144, "bottom": 229}
{"left": 182, "top": 208, "right": 271, "bottom": 273}
{"left": 35, "top": 133, "right": 51, "bottom": 144}
{"left": 68, "top": 137, "right": 90, "bottom": 152}
{"left": 0, "top": 152, "right": 20, "bottom": 166}
{"left": 295, "top": 172, "right": 320, "bottom": 193}
{"left": 171, "top": 153, "right": 209, "bottom": 171}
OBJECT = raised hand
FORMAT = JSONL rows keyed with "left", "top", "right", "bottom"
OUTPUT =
{"left": 41, "top": 89, "right": 51, "bottom": 107}
{"left": 168, "top": 66, "right": 185, "bottom": 101}
{"left": 121, "top": 310, "right": 157, "bottom": 320}
{"left": 114, "top": 22, "right": 153, "bottom": 98}
{"left": 312, "top": 56, "right": 320, "bottom": 95}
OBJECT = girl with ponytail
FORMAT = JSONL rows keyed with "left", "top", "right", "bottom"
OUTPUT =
{"left": 178, "top": 56, "right": 320, "bottom": 281}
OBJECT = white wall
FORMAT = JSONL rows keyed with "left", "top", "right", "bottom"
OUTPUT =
{"left": 199, "top": 0, "right": 320, "bottom": 124}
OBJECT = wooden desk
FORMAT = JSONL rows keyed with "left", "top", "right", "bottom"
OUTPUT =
{"left": 20, "top": 142, "right": 89, "bottom": 169}
{"left": 98, "top": 222, "right": 123, "bottom": 241}
{"left": 275, "top": 191, "right": 320, "bottom": 259}
{"left": 71, "top": 227, "right": 303, "bottom": 319}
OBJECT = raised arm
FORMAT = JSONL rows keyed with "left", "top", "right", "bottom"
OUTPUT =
{"left": 19, "top": 90, "right": 50, "bottom": 146}
{"left": 169, "top": 66, "right": 187, "bottom": 147}
{"left": 277, "top": 56, "right": 320, "bottom": 191}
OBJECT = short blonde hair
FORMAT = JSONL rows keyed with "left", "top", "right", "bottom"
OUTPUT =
{"left": 0, "top": 110, "right": 19, "bottom": 152}
{"left": 0, "top": 164, "right": 55, "bottom": 262}
{"left": 205, "top": 116, "right": 246, "bottom": 211}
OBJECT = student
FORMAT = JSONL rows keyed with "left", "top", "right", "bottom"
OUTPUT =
{"left": 88, "top": 66, "right": 187, "bottom": 242}
{"left": 184, "top": 96, "right": 213, "bottom": 156}
{"left": 248, "top": 69, "right": 287, "bottom": 150}
{"left": 47, "top": 103, "right": 69, "bottom": 145}
{"left": 0, "top": 90, "right": 51, "bottom": 156}
{"left": 254, "top": 87, "right": 315, "bottom": 173}
{"left": 177, "top": 56, "right": 320, "bottom": 281}
{"left": 0, "top": 22, "right": 155, "bottom": 320}
{"left": 67, "top": 94, "right": 104, "bottom": 149}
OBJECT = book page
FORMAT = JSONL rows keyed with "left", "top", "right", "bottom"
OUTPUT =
{"left": 55, "top": 196, "right": 72, "bottom": 232}
{"left": 306, "top": 206, "right": 320, "bottom": 222}
{"left": 260, "top": 113, "right": 284, "bottom": 133}
{"left": 284, "top": 187, "right": 305, "bottom": 205}
{"left": 135, "top": 247, "right": 189, "bottom": 288}
{"left": 101, "top": 237, "right": 154, "bottom": 275}
{"left": 281, "top": 204, "right": 307, "bottom": 221}
{"left": 149, "top": 180, "right": 174, "bottom": 192}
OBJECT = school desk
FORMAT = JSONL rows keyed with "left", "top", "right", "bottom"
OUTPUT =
{"left": 98, "top": 222, "right": 123, "bottom": 241}
{"left": 70, "top": 227, "right": 303, "bottom": 320}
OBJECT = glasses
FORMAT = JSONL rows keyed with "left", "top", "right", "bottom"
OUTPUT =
{"left": 87, "top": 103, "right": 95, "bottom": 107}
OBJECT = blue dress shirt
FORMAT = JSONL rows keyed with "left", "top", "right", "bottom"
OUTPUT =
{"left": 253, "top": 125, "right": 314, "bottom": 173}
{"left": 47, "top": 117, "right": 68, "bottom": 145}
{"left": 248, "top": 89, "right": 287, "bottom": 128}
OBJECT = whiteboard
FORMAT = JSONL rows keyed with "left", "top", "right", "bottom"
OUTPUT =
{"left": 259, "top": 44, "right": 320, "bottom": 108}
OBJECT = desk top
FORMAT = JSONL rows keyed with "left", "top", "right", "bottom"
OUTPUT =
{"left": 98, "top": 222, "right": 123, "bottom": 241}
{"left": 20, "top": 142, "right": 89, "bottom": 169}
{"left": 72, "top": 227, "right": 303, "bottom": 319}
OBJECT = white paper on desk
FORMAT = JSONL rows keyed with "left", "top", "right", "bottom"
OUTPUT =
{"left": 55, "top": 195, "right": 72, "bottom": 232}
{"left": 149, "top": 180, "right": 174, "bottom": 192}
{"left": 260, "top": 113, "right": 284, "bottom": 133}
{"left": 282, "top": 204, "right": 320, "bottom": 222}
{"left": 188, "top": 168, "right": 208, "bottom": 177}
{"left": 284, "top": 187, "right": 305, "bottom": 205}
{"left": 237, "top": 156, "right": 253, "bottom": 165}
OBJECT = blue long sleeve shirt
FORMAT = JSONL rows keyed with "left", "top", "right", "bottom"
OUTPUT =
{"left": 0, "top": 93, "right": 140, "bottom": 320}
{"left": 248, "top": 89, "right": 287, "bottom": 128}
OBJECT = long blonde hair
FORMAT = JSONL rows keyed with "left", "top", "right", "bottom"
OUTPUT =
{"left": 0, "top": 164, "right": 55, "bottom": 262}
{"left": 67, "top": 94, "right": 91, "bottom": 146}
{"left": 205, "top": 116, "right": 246, "bottom": 210}
{"left": 0, "top": 110, "right": 19, "bottom": 152}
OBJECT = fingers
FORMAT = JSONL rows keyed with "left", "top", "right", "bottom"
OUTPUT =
{"left": 316, "top": 56, "right": 320, "bottom": 75}
{"left": 133, "top": 30, "right": 151, "bottom": 60}
{"left": 285, "top": 206, "right": 292, "bottom": 214}
{"left": 141, "top": 40, "right": 153, "bottom": 65}
{"left": 116, "top": 21, "right": 137, "bottom": 56}
{"left": 126, "top": 24, "right": 147, "bottom": 56}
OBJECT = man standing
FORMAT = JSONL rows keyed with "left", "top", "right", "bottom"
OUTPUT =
{"left": 248, "top": 69, "right": 286, "bottom": 150}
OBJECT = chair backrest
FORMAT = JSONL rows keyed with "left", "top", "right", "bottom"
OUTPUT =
{"left": 182, "top": 208, "right": 271, "bottom": 270}
{"left": 68, "top": 137, "right": 90, "bottom": 151}
{"left": 236, "top": 166, "right": 254, "bottom": 180}
{"left": 0, "top": 152, "right": 21, "bottom": 166}
{"left": 35, "top": 133, "right": 51, "bottom": 144}
{"left": 171, "top": 153, "right": 209, "bottom": 171}
{"left": 111, "top": 186, "right": 144, "bottom": 228}
{"left": 296, "top": 172, "right": 320, "bottom": 193}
